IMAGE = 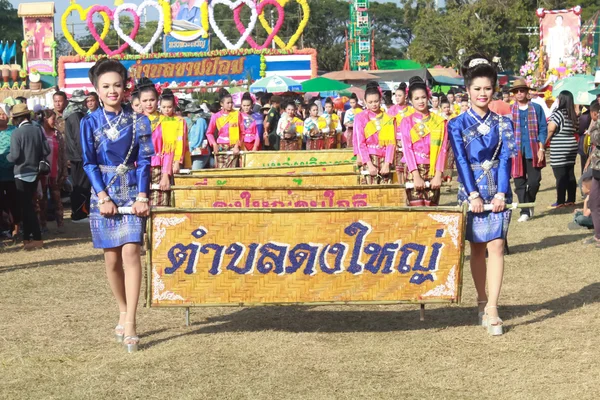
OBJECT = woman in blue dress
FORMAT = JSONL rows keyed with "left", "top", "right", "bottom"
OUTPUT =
{"left": 448, "top": 55, "right": 517, "bottom": 336}
{"left": 81, "top": 59, "right": 154, "bottom": 352}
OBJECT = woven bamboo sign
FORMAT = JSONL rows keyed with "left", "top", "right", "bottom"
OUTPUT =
{"left": 186, "top": 163, "right": 356, "bottom": 176}
{"left": 172, "top": 186, "right": 406, "bottom": 209}
{"left": 148, "top": 207, "right": 465, "bottom": 307}
{"left": 173, "top": 172, "right": 361, "bottom": 187}
{"left": 243, "top": 150, "right": 357, "bottom": 168}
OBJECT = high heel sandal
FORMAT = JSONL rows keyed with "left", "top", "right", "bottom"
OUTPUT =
{"left": 123, "top": 322, "right": 140, "bottom": 353}
{"left": 477, "top": 300, "right": 487, "bottom": 327}
{"left": 484, "top": 306, "right": 503, "bottom": 336}
{"left": 114, "top": 312, "right": 126, "bottom": 343}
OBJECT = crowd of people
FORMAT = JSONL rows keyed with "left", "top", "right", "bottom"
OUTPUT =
{"left": 1, "top": 56, "right": 600, "bottom": 348}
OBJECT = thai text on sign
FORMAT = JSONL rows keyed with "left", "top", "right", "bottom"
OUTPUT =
{"left": 149, "top": 208, "right": 465, "bottom": 306}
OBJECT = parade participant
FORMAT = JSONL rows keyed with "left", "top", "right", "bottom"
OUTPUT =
{"left": 322, "top": 98, "right": 342, "bottom": 149}
{"left": 547, "top": 91, "right": 579, "bottom": 208}
{"left": 447, "top": 88, "right": 460, "bottom": 115}
{"left": 80, "top": 58, "right": 154, "bottom": 352}
{"left": 264, "top": 95, "right": 281, "bottom": 150}
{"left": 440, "top": 97, "right": 455, "bottom": 120}
{"left": 277, "top": 101, "right": 304, "bottom": 150}
{"left": 399, "top": 76, "right": 448, "bottom": 205}
{"left": 131, "top": 92, "right": 143, "bottom": 114}
{"left": 343, "top": 93, "right": 362, "bottom": 149}
{"left": 502, "top": 89, "right": 510, "bottom": 104}
{"left": 448, "top": 55, "right": 517, "bottom": 336}
{"left": 304, "top": 103, "right": 328, "bottom": 150}
{"left": 509, "top": 78, "right": 547, "bottom": 222}
{"left": 153, "top": 88, "right": 187, "bottom": 205}
{"left": 354, "top": 81, "right": 395, "bottom": 185}
{"left": 38, "top": 109, "right": 67, "bottom": 233}
{"left": 135, "top": 79, "right": 170, "bottom": 207}
{"left": 240, "top": 92, "right": 263, "bottom": 152}
{"left": 207, "top": 89, "right": 243, "bottom": 168}
{"left": 387, "top": 83, "right": 414, "bottom": 121}
{"left": 460, "top": 98, "right": 470, "bottom": 114}
{"left": 430, "top": 94, "right": 440, "bottom": 115}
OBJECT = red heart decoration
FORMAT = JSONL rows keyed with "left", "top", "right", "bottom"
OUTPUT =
{"left": 86, "top": 5, "right": 140, "bottom": 56}
{"left": 233, "top": 0, "right": 284, "bottom": 50}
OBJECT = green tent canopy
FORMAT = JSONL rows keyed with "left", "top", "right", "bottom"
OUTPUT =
{"left": 376, "top": 60, "right": 423, "bottom": 70}
{"left": 301, "top": 77, "right": 351, "bottom": 93}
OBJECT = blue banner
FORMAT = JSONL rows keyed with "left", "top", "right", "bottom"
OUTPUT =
{"left": 163, "top": 36, "right": 210, "bottom": 53}
{"left": 122, "top": 55, "right": 261, "bottom": 85}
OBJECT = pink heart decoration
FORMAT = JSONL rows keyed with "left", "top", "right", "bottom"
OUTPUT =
{"left": 233, "top": 0, "right": 284, "bottom": 50}
{"left": 86, "top": 5, "right": 141, "bottom": 57}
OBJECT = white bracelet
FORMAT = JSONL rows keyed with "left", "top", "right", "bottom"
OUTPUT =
{"left": 494, "top": 193, "right": 506, "bottom": 201}
{"left": 468, "top": 192, "right": 480, "bottom": 201}
{"left": 98, "top": 196, "right": 111, "bottom": 205}
{"left": 135, "top": 197, "right": 149, "bottom": 203}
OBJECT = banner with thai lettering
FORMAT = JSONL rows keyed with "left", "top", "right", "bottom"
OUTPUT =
{"left": 163, "top": 36, "right": 210, "bottom": 53}
{"left": 243, "top": 150, "right": 358, "bottom": 168}
{"left": 173, "top": 172, "right": 360, "bottom": 188}
{"left": 172, "top": 186, "right": 406, "bottom": 209}
{"left": 124, "top": 55, "right": 260, "bottom": 84}
{"left": 149, "top": 208, "right": 465, "bottom": 306}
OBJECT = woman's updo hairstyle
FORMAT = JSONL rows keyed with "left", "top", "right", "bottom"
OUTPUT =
{"left": 88, "top": 58, "right": 128, "bottom": 89}
{"left": 218, "top": 88, "right": 232, "bottom": 103}
{"left": 349, "top": 93, "right": 358, "bottom": 102}
{"left": 325, "top": 97, "right": 334, "bottom": 106}
{"left": 407, "top": 76, "right": 428, "bottom": 100}
{"left": 396, "top": 82, "right": 407, "bottom": 93}
{"left": 160, "top": 88, "right": 175, "bottom": 103}
{"left": 136, "top": 76, "right": 157, "bottom": 97}
{"left": 461, "top": 54, "right": 498, "bottom": 88}
{"left": 364, "top": 81, "right": 381, "bottom": 100}
{"left": 283, "top": 100, "right": 296, "bottom": 110}
{"left": 241, "top": 92, "right": 253, "bottom": 104}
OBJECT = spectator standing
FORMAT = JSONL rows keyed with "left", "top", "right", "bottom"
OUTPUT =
{"left": 7, "top": 104, "right": 50, "bottom": 250}
{"left": 585, "top": 102, "right": 600, "bottom": 247}
{"left": 509, "top": 79, "right": 548, "bottom": 222}
{"left": 39, "top": 109, "right": 68, "bottom": 233}
{"left": 547, "top": 91, "right": 579, "bottom": 208}
{"left": 53, "top": 90, "right": 68, "bottom": 135}
{"left": 264, "top": 96, "right": 281, "bottom": 150}
{"left": 64, "top": 90, "right": 90, "bottom": 222}
{"left": 0, "top": 104, "right": 20, "bottom": 238}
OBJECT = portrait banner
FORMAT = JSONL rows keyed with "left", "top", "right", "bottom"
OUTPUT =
{"left": 23, "top": 16, "right": 55, "bottom": 73}
{"left": 148, "top": 207, "right": 466, "bottom": 306}
{"left": 538, "top": 7, "right": 582, "bottom": 71}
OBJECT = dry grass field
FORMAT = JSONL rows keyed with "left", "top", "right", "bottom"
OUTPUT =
{"left": 1, "top": 166, "right": 599, "bottom": 400}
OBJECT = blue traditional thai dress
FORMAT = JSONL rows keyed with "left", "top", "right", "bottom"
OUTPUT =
{"left": 448, "top": 110, "right": 517, "bottom": 243}
{"left": 81, "top": 107, "right": 154, "bottom": 248}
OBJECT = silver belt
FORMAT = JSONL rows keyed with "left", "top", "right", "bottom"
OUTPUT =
{"left": 470, "top": 160, "right": 499, "bottom": 172}
{"left": 99, "top": 164, "right": 135, "bottom": 176}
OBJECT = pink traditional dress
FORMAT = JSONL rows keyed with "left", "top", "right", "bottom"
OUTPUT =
{"left": 388, "top": 105, "right": 415, "bottom": 183}
{"left": 241, "top": 111, "right": 263, "bottom": 151}
{"left": 207, "top": 110, "right": 244, "bottom": 168}
{"left": 399, "top": 112, "right": 448, "bottom": 206}
{"left": 354, "top": 109, "right": 396, "bottom": 185}
{"left": 150, "top": 114, "right": 187, "bottom": 206}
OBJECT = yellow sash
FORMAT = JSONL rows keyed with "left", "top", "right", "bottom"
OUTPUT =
{"left": 364, "top": 112, "right": 395, "bottom": 146}
{"left": 160, "top": 116, "right": 184, "bottom": 157}
{"left": 317, "top": 116, "right": 328, "bottom": 130}
{"left": 217, "top": 111, "right": 240, "bottom": 143}
{"left": 409, "top": 113, "right": 446, "bottom": 175}
{"left": 395, "top": 106, "right": 415, "bottom": 125}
